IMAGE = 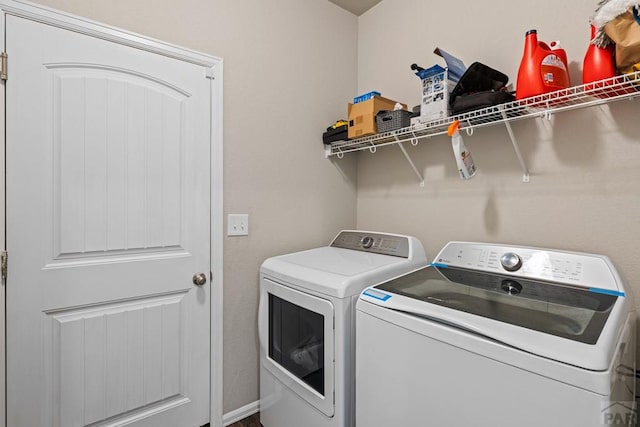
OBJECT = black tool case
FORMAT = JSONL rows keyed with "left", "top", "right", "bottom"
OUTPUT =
{"left": 322, "top": 124, "right": 348, "bottom": 145}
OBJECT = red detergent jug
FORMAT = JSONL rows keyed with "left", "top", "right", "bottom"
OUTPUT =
{"left": 583, "top": 24, "right": 616, "bottom": 85}
{"left": 516, "top": 30, "right": 571, "bottom": 100}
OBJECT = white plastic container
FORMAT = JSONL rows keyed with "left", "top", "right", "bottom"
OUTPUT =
{"left": 447, "top": 120, "right": 476, "bottom": 179}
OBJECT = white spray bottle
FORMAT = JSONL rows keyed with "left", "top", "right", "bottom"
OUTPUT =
{"left": 447, "top": 120, "right": 476, "bottom": 179}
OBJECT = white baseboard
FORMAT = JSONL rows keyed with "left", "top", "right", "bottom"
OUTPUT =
{"left": 222, "top": 400, "right": 260, "bottom": 426}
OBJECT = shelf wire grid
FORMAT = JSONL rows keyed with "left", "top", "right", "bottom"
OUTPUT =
{"left": 328, "top": 72, "right": 640, "bottom": 157}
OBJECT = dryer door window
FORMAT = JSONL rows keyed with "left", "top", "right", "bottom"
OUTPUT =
{"left": 269, "top": 294, "right": 324, "bottom": 395}
{"left": 260, "top": 277, "right": 335, "bottom": 417}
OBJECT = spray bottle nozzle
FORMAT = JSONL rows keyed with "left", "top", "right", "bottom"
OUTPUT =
{"left": 447, "top": 120, "right": 461, "bottom": 136}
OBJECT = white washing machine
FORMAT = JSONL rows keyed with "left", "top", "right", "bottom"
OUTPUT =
{"left": 356, "top": 241, "right": 637, "bottom": 427}
{"left": 258, "top": 230, "right": 427, "bottom": 427}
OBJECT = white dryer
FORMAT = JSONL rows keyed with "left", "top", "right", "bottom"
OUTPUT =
{"left": 259, "top": 230, "right": 427, "bottom": 427}
{"left": 356, "top": 242, "right": 636, "bottom": 427}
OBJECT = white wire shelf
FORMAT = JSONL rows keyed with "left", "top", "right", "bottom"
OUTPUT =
{"left": 326, "top": 72, "right": 640, "bottom": 159}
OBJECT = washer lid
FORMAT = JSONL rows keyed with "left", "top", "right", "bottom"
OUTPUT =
{"left": 361, "top": 264, "right": 631, "bottom": 371}
{"left": 261, "top": 246, "right": 426, "bottom": 298}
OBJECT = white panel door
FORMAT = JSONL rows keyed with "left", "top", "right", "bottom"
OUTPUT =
{"left": 6, "top": 14, "right": 212, "bottom": 427}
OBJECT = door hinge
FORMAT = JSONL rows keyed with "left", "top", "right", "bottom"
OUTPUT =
{"left": 1, "top": 52, "right": 7, "bottom": 81}
{"left": 1, "top": 251, "right": 7, "bottom": 281}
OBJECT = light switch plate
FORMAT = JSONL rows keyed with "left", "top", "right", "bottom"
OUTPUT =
{"left": 227, "top": 214, "right": 249, "bottom": 236}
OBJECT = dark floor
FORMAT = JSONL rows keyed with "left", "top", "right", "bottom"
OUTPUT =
{"left": 227, "top": 413, "right": 261, "bottom": 427}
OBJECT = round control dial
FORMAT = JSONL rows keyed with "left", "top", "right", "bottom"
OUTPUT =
{"left": 500, "top": 252, "right": 522, "bottom": 272}
{"left": 361, "top": 236, "right": 375, "bottom": 249}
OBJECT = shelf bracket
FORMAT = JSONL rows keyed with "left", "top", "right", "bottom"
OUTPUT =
{"left": 394, "top": 136, "right": 425, "bottom": 187}
{"left": 500, "top": 110, "right": 530, "bottom": 182}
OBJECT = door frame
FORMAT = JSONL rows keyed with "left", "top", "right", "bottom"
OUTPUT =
{"left": 0, "top": 1, "right": 224, "bottom": 426}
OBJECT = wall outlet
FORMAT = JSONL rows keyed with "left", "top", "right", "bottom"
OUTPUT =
{"left": 227, "top": 214, "right": 249, "bottom": 236}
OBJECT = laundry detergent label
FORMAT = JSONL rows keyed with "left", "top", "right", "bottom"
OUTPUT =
{"left": 540, "top": 54, "right": 569, "bottom": 88}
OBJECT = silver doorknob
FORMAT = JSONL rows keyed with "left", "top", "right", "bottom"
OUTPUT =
{"left": 193, "top": 272, "right": 207, "bottom": 286}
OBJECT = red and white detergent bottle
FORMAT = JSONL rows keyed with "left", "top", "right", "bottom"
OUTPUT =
{"left": 516, "top": 29, "right": 571, "bottom": 100}
{"left": 550, "top": 40, "right": 570, "bottom": 79}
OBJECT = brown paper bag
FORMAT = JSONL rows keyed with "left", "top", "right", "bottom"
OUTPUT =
{"left": 605, "top": 8, "right": 640, "bottom": 69}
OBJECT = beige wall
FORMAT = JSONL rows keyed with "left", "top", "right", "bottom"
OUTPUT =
{"left": 357, "top": 0, "right": 640, "bottom": 335}
{"left": 29, "top": 0, "right": 358, "bottom": 415}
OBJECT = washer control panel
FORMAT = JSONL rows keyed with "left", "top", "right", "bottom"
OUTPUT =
{"left": 330, "top": 231, "right": 411, "bottom": 258}
{"left": 434, "top": 241, "right": 620, "bottom": 291}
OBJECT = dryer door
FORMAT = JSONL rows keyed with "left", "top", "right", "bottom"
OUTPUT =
{"left": 259, "top": 277, "right": 335, "bottom": 416}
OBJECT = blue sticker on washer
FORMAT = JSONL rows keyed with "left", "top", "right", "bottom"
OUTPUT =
{"left": 588, "top": 287, "right": 625, "bottom": 297}
{"left": 430, "top": 262, "right": 448, "bottom": 268}
{"left": 363, "top": 289, "right": 392, "bottom": 301}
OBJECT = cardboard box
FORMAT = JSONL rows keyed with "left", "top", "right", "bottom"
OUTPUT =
{"left": 348, "top": 96, "right": 407, "bottom": 139}
{"left": 416, "top": 65, "right": 456, "bottom": 121}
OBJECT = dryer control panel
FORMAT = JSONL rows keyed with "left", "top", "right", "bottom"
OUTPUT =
{"left": 434, "top": 241, "right": 621, "bottom": 291}
{"left": 330, "top": 231, "right": 411, "bottom": 258}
